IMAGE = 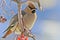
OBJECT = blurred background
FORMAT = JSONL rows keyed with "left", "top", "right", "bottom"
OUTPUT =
{"left": 0, "top": 0, "right": 60, "bottom": 40}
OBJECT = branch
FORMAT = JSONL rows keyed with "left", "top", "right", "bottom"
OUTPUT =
{"left": 18, "top": 2, "right": 24, "bottom": 32}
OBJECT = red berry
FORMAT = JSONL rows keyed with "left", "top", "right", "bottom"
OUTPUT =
{"left": 17, "top": 36, "right": 20, "bottom": 40}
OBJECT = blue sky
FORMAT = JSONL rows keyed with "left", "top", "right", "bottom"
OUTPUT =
{"left": 0, "top": 0, "right": 60, "bottom": 40}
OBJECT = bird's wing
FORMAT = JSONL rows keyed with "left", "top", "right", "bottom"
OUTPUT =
{"left": 3, "top": 22, "right": 18, "bottom": 33}
{"left": 2, "top": 22, "right": 18, "bottom": 38}
{"left": 3, "top": 10, "right": 26, "bottom": 33}
{"left": 3, "top": 14, "right": 18, "bottom": 32}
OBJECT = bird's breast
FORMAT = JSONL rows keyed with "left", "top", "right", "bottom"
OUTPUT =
{"left": 23, "top": 13, "right": 37, "bottom": 30}
{"left": 14, "top": 13, "right": 37, "bottom": 34}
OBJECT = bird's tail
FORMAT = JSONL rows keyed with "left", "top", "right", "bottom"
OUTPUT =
{"left": 2, "top": 30, "right": 12, "bottom": 38}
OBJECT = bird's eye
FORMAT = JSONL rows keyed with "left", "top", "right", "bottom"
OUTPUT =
{"left": 32, "top": 10, "right": 36, "bottom": 13}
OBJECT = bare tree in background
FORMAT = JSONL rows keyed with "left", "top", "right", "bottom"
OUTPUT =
{"left": 0, "top": 0, "right": 16, "bottom": 23}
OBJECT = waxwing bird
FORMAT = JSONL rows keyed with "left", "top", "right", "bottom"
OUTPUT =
{"left": 2, "top": 1, "right": 37, "bottom": 39}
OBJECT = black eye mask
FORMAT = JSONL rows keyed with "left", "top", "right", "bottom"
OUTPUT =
{"left": 28, "top": 6, "right": 36, "bottom": 10}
